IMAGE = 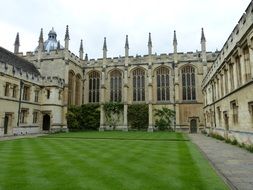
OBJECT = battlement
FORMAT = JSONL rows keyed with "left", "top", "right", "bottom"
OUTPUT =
{"left": 86, "top": 51, "right": 217, "bottom": 66}
{"left": 202, "top": 1, "right": 253, "bottom": 87}
{"left": 0, "top": 60, "right": 65, "bottom": 88}
{"left": 0, "top": 61, "right": 41, "bottom": 84}
{"left": 20, "top": 48, "right": 82, "bottom": 67}
{"left": 42, "top": 76, "right": 65, "bottom": 87}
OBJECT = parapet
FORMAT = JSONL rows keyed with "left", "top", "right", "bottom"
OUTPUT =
{"left": 202, "top": 1, "right": 253, "bottom": 87}
{"left": 42, "top": 76, "right": 65, "bottom": 87}
{"left": 0, "top": 61, "right": 41, "bottom": 84}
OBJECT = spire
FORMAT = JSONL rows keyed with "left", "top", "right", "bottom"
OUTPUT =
{"left": 85, "top": 53, "right": 88, "bottom": 61}
{"left": 103, "top": 37, "right": 107, "bottom": 51}
{"left": 79, "top": 39, "right": 83, "bottom": 52}
{"left": 39, "top": 28, "right": 43, "bottom": 43}
{"left": 125, "top": 35, "right": 129, "bottom": 57}
{"left": 64, "top": 25, "right": 70, "bottom": 50}
{"left": 14, "top": 32, "right": 20, "bottom": 54}
{"left": 38, "top": 28, "right": 44, "bottom": 51}
{"left": 201, "top": 28, "right": 207, "bottom": 73}
{"left": 201, "top": 27, "right": 206, "bottom": 42}
{"left": 148, "top": 32, "right": 152, "bottom": 55}
{"left": 148, "top": 32, "right": 152, "bottom": 47}
{"left": 173, "top": 30, "right": 177, "bottom": 46}
{"left": 57, "top": 41, "right": 61, "bottom": 50}
{"left": 103, "top": 37, "right": 107, "bottom": 59}
{"left": 173, "top": 30, "right": 178, "bottom": 64}
{"left": 201, "top": 28, "right": 206, "bottom": 53}
{"left": 125, "top": 35, "right": 129, "bottom": 49}
{"left": 79, "top": 39, "right": 84, "bottom": 60}
{"left": 65, "top": 25, "right": 70, "bottom": 40}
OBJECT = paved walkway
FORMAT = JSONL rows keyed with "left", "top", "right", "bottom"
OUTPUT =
{"left": 189, "top": 134, "right": 253, "bottom": 190}
{"left": 0, "top": 133, "right": 46, "bottom": 141}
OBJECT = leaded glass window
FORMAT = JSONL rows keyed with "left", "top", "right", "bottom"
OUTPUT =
{"left": 182, "top": 66, "right": 196, "bottom": 101}
{"left": 133, "top": 68, "right": 145, "bottom": 101}
{"left": 110, "top": 70, "right": 122, "bottom": 102}
{"left": 89, "top": 71, "right": 100, "bottom": 103}
{"left": 156, "top": 67, "right": 170, "bottom": 101}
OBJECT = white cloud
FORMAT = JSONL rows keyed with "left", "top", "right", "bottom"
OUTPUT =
{"left": 0, "top": 0, "right": 251, "bottom": 58}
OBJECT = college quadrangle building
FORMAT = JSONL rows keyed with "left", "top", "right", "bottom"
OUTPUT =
{"left": 0, "top": 1, "right": 253, "bottom": 144}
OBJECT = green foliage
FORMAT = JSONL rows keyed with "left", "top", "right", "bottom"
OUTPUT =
{"left": 104, "top": 102, "right": 124, "bottom": 128}
{"left": 245, "top": 144, "right": 253, "bottom": 153}
{"left": 66, "top": 105, "right": 81, "bottom": 129}
{"left": 210, "top": 133, "right": 225, "bottom": 141}
{"left": 80, "top": 104, "right": 100, "bottom": 130}
{"left": 128, "top": 104, "right": 148, "bottom": 130}
{"left": 210, "top": 132, "right": 253, "bottom": 153}
{"left": 66, "top": 104, "right": 100, "bottom": 130}
{"left": 154, "top": 107, "right": 175, "bottom": 131}
{"left": 231, "top": 138, "right": 238, "bottom": 145}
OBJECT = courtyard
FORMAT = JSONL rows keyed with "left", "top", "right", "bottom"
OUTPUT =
{"left": 0, "top": 132, "right": 228, "bottom": 190}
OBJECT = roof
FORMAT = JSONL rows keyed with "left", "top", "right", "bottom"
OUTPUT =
{"left": 0, "top": 46, "right": 40, "bottom": 76}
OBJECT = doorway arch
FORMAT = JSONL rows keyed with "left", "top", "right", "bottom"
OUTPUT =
{"left": 42, "top": 114, "right": 50, "bottom": 131}
{"left": 4, "top": 115, "right": 9, "bottom": 134}
{"left": 190, "top": 119, "right": 197, "bottom": 133}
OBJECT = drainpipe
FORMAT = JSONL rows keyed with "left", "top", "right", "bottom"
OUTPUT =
{"left": 17, "top": 80, "right": 23, "bottom": 128}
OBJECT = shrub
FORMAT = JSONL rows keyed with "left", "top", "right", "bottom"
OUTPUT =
{"left": 104, "top": 102, "right": 123, "bottom": 129}
{"left": 209, "top": 133, "right": 253, "bottom": 153}
{"left": 66, "top": 104, "right": 100, "bottom": 130}
{"left": 79, "top": 104, "right": 100, "bottom": 130}
{"left": 225, "top": 138, "right": 232, "bottom": 144}
{"left": 154, "top": 107, "right": 175, "bottom": 131}
{"left": 155, "top": 118, "right": 167, "bottom": 131}
{"left": 245, "top": 144, "right": 253, "bottom": 153}
{"left": 210, "top": 133, "right": 225, "bottom": 141}
{"left": 231, "top": 138, "right": 238, "bottom": 145}
{"left": 66, "top": 105, "right": 81, "bottom": 129}
{"left": 128, "top": 104, "right": 148, "bottom": 130}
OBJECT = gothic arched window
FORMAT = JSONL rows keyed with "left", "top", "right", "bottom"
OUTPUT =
{"left": 89, "top": 71, "right": 100, "bottom": 103}
{"left": 110, "top": 70, "right": 122, "bottom": 102}
{"left": 157, "top": 67, "right": 170, "bottom": 101}
{"left": 133, "top": 68, "right": 145, "bottom": 101}
{"left": 75, "top": 74, "right": 82, "bottom": 105}
{"left": 68, "top": 71, "right": 75, "bottom": 106}
{"left": 181, "top": 66, "right": 196, "bottom": 101}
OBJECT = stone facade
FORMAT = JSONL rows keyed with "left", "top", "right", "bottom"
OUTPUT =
{"left": 202, "top": 1, "right": 253, "bottom": 144}
{"left": 1, "top": 1, "right": 253, "bottom": 138}
{"left": 84, "top": 34, "right": 218, "bottom": 132}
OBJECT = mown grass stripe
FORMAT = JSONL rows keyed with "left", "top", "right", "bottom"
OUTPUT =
{"left": 42, "top": 136, "right": 189, "bottom": 142}
{"left": 0, "top": 132, "right": 228, "bottom": 190}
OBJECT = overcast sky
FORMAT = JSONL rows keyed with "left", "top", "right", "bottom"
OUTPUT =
{"left": 0, "top": 0, "right": 251, "bottom": 59}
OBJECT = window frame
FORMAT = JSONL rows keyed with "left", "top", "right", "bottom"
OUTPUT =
{"left": 88, "top": 71, "right": 100, "bottom": 103}
{"left": 156, "top": 67, "right": 170, "bottom": 102}
{"left": 132, "top": 68, "right": 145, "bottom": 102}
{"left": 181, "top": 65, "right": 196, "bottom": 101}
{"left": 110, "top": 70, "right": 122, "bottom": 102}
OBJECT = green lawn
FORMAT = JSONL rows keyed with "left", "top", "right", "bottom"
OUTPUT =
{"left": 0, "top": 132, "right": 228, "bottom": 190}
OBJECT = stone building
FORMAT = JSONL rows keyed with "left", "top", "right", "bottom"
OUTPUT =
{"left": 0, "top": 25, "right": 217, "bottom": 135}
{"left": 1, "top": 0, "right": 253, "bottom": 140}
{"left": 84, "top": 32, "right": 218, "bottom": 132}
{"left": 202, "top": 1, "right": 253, "bottom": 144}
